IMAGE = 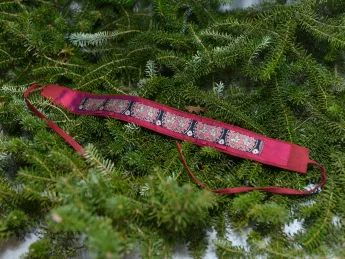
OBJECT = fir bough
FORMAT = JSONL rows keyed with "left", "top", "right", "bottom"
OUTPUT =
{"left": 1, "top": 0, "right": 345, "bottom": 258}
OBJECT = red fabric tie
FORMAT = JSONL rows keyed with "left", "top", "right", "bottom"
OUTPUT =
{"left": 24, "top": 84, "right": 327, "bottom": 195}
{"left": 24, "top": 84, "right": 85, "bottom": 154}
{"left": 176, "top": 143, "right": 326, "bottom": 195}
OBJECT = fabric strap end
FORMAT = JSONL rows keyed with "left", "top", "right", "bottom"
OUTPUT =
{"left": 286, "top": 144, "right": 310, "bottom": 174}
{"left": 41, "top": 84, "right": 66, "bottom": 101}
{"left": 176, "top": 142, "right": 327, "bottom": 195}
{"left": 25, "top": 84, "right": 85, "bottom": 154}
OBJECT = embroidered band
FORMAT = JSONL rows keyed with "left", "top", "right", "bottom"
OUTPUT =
{"left": 78, "top": 96, "right": 264, "bottom": 156}
{"left": 24, "top": 84, "right": 327, "bottom": 195}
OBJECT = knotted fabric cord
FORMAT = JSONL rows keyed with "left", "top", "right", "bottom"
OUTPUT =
{"left": 25, "top": 84, "right": 326, "bottom": 195}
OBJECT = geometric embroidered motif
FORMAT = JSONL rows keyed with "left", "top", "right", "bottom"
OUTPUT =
{"left": 78, "top": 97, "right": 264, "bottom": 155}
{"left": 80, "top": 98, "right": 104, "bottom": 111}
{"left": 131, "top": 102, "right": 160, "bottom": 123}
{"left": 226, "top": 130, "right": 260, "bottom": 154}
{"left": 194, "top": 122, "right": 223, "bottom": 143}
{"left": 104, "top": 99, "right": 130, "bottom": 113}
{"left": 162, "top": 112, "right": 192, "bottom": 134}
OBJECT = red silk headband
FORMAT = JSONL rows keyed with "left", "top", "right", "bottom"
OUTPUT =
{"left": 24, "top": 84, "right": 326, "bottom": 195}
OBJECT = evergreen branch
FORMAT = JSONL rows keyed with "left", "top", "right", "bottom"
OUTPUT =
{"left": 40, "top": 55, "right": 84, "bottom": 68}
{"left": 298, "top": 20, "right": 345, "bottom": 47}
{"left": 60, "top": 181, "right": 87, "bottom": 212}
{"left": 293, "top": 117, "right": 312, "bottom": 131}
{"left": 48, "top": 72, "right": 82, "bottom": 82}
{"left": 303, "top": 192, "right": 334, "bottom": 248}
{"left": 0, "top": 62, "right": 31, "bottom": 87}
{"left": 1, "top": 83, "right": 34, "bottom": 94}
{"left": 49, "top": 150, "right": 84, "bottom": 177}
{"left": 153, "top": 0, "right": 166, "bottom": 17}
{"left": 0, "top": 11, "right": 19, "bottom": 18}
{"left": 145, "top": 60, "right": 157, "bottom": 78}
{"left": 1, "top": 20, "right": 31, "bottom": 44}
{"left": 78, "top": 58, "right": 128, "bottom": 83}
{"left": 156, "top": 55, "right": 187, "bottom": 63}
{"left": 32, "top": 66, "right": 81, "bottom": 77}
{"left": 252, "top": 243, "right": 299, "bottom": 259}
{"left": 298, "top": 12, "right": 345, "bottom": 29}
{"left": 13, "top": 0, "right": 28, "bottom": 14}
{"left": 35, "top": 0, "right": 53, "bottom": 5}
{"left": 29, "top": 154, "right": 54, "bottom": 176}
{"left": 260, "top": 22, "right": 294, "bottom": 80}
{"left": 198, "top": 91, "right": 266, "bottom": 135}
{"left": 316, "top": 82, "right": 328, "bottom": 110}
{"left": 248, "top": 36, "right": 271, "bottom": 64}
{"left": 115, "top": 65, "right": 138, "bottom": 70}
{"left": 275, "top": 80, "right": 293, "bottom": 142}
{"left": 210, "top": 18, "right": 253, "bottom": 30}
{"left": 214, "top": 239, "right": 247, "bottom": 255}
{"left": 219, "top": 104, "right": 264, "bottom": 135}
{"left": 76, "top": 74, "right": 107, "bottom": 90}
{"left": 0, "top": 1, "right": 18, "bottom": 6}
{"left": 200, "top": 29, "right": 237, "bottom": 43}
{"left": 18, "top": 172, "right": 57, "bottom": 183}
{"left": 127, "top": 47, "right": 153, "bottom": 56}
{"left": 0, "top": 48, "right": 13, "bottom": 58}
{"left": 0, "top": 57, "right": 23, "bottom": 67}
{"left": 120, "top": 6, "right": 130, "bottom": 29}
{"left": 77, "top": 65, "right": 138, "bottom": 90}
{"left": 102, "top": 76, "right": 127, "bottom": 94}
{"left": 188, "top": 24, "right": 209, "bottom": 58}
{"left": 69, "top": 30, "right": 141, "bottom": 47}
{"left": 31, "top": 99, "right": 72, "bottom": 122}
{"left": 290, "top": 44, "right": 336, "bottom": 111}
{"left": 83, "top": 144, "right": 117, "bottom": 176}
{"left": 306, "top": 102, "right": 345, "bottom": 139}
{"left": 81, "top": 47, "right": 125, "bottom": 55}
{"left": 99, "top": 18, "right": 124, "bottom": 31}
{"left": 0, "top": 189, "right": 17, "bottom": 198}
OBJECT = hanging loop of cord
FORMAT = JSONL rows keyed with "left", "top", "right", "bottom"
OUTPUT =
{"left": 176, "top": 143, "right": 326, "bottom": 195}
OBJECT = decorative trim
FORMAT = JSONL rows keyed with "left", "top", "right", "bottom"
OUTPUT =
{"left": 77, "top": 97, "right": 264, "bottom": 155}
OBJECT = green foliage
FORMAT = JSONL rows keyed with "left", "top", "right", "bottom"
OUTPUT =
{"left": 1, "top": 0, "right": 345, "bottom": 258}
{"left": 26, "top": 239, "right": 51, "bottom": 259}
{"left": 0, "top": 210, "right": 29, "bottom": 239}
{"left": 248, "top": 203, "right": 289, "bottom": 225}
{"left": 232, "top": 191, "right": 265, "bottom": 212}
